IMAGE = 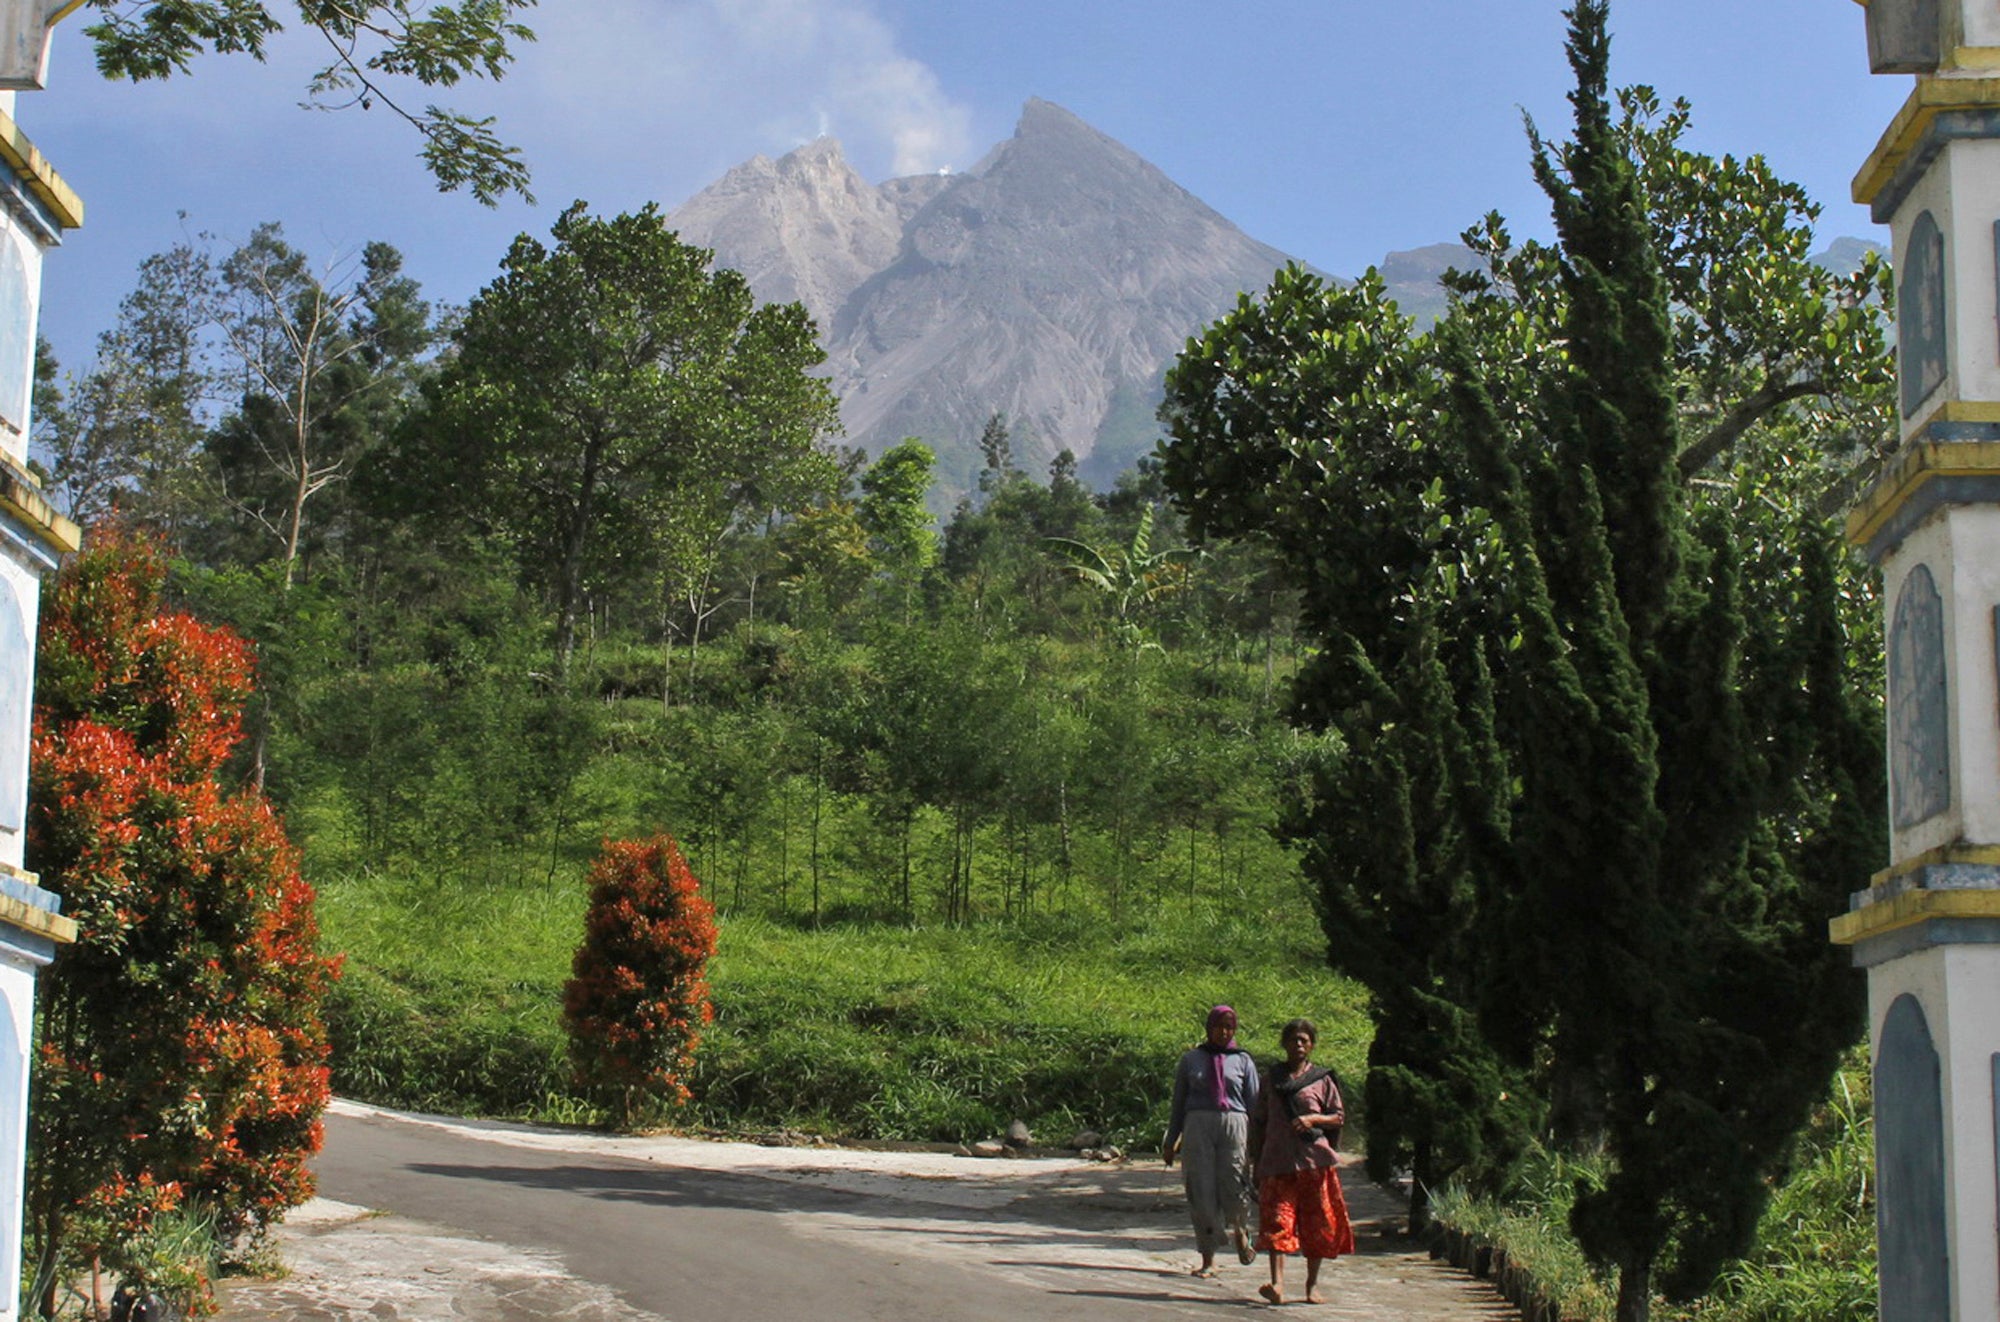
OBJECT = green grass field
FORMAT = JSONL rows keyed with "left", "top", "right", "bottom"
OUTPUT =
{"left": 316, "top": 864, "right": 1370, "bottom": 1146}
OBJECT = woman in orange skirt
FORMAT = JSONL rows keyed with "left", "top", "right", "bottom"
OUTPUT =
{"left": 1252, "top": 1018, "right": 1355, "bottom": 1304}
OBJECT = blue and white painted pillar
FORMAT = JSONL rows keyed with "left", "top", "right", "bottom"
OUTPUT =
{"left": 0, "top": 3, "right": 81, "bottom": 1316}
{"left": 1833, "top": 4, "right": 2000, "bottom": 1320}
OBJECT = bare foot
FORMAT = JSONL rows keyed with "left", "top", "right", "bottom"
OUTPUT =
{"left": 1259, "top": 1283, "right": 1284, "bottom": 1305}
{"left": 1191, "top": 1264, "right": 1219, "bottom": 1279}
{"left": 1305, "top": 1287, "right": 1325, "bottom": 1303}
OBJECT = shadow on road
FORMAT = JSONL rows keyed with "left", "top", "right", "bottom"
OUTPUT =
{"left": 398, "top": 1154, "right": 1193, "bottom": 1265}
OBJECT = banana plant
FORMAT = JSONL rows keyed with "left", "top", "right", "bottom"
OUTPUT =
{"left": 1044, "top": 507, "right": 1194, "bottom": 645}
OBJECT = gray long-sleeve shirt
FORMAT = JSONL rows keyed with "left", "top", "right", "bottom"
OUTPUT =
{"left": 1167, "top": 1045, "right": 1261, "bottom": 1147}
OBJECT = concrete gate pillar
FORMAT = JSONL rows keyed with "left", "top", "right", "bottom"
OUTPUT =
{"left": 1832, "top": 4, "right": 2000, "bottom": 1320}
{"left": 0, "top": 4, "right": 82, "bottom": 1315}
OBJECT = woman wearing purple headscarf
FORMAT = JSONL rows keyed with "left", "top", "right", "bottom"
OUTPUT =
{"left": 1164, "top": 1005, "right": 1261, "bottom": 1275}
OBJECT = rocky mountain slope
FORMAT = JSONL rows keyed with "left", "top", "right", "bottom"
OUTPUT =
{"left": 669, "top": 99, "right": 1299, "bottom": 491}
{"left": 668, "top": 102, "right": 1880, "bottom": 495}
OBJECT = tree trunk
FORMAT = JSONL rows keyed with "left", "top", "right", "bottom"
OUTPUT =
{"left": 283, "top": 405, "right": 311, "bottom": 589}
{"left": 900, "top": 807, "right": 914, "bottom": 921}
{"left": 660, "top": 630, "right": 673, "bottom": 714}
{"left": 1110, "top": 808, "right": 1127, "bottom": 920}
{"left": 687, "top": 604, "right": 702, "bottom": 700}
{"left": 949, "top": 804, "right": 971, "bottom": 924}
{"left": 1407, "top": 1138, "right": 1437, "bottom": 1235}
{"left": 809, "top": 744, "right": 824, "bottom": 926}
{"left": 554, "top": 440, "right": 605, "bottom": 678}
{"left": 1188, "top": 824, "right": 1198, "bottom": 899}
{"left": 947, "top": 808, "right": 961, "bottom": 923}
{"left": 778, "top": 778, "right": 791, "bottom": 910}
{"left": 543, "top": 776, "right": 572, "bottom": 888}
{"left": 1057, "top": 781, "right": 1073, "bottom": 911}
{"left": 248, "top": 697, "right": 273, "bottom": 791}
{"left": 1263, "top": 592, "right": 1276, "bottom": 703}
{"left": 1615, "top": 1257, "right": 1651, "bottom": 1322}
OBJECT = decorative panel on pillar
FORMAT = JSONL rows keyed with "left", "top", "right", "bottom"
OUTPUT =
{"left": 1838, "top": 5, "right": 2000, "bottom": 1320}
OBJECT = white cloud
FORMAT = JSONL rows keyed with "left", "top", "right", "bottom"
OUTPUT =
{"left": 23, "top": 0, "right": 977, "bottom": 365}
{"left": 518, "top": 0, "right": 974, "bottom": 194}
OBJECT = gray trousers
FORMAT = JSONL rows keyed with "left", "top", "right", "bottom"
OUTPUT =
{"left": 1181, "top": 1109, "right": 1252, "bottom": 1254}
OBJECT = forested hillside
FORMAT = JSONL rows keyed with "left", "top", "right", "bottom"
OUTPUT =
{"left": 29, "top": 203, "right": 1354, "bottom": 1141}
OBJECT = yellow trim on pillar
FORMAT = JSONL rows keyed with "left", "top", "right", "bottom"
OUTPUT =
{"left": 1922, "top": 400, "right": 2000, "bottom": 425}
{"left": 1854, "top": 77, "right": 2000, "bottom": 206}
{"left": 1845, "top": 437, "right": 2000, "bottom": 547}
{"left": 0, "top": 459, "right": 76, "bottom": 555}
{"left": 1946, "top": 47, "right": 2000, "bottom": 72}
{"left": 1830, "top": 888, "right": 2000, "bottom": 946}
{"left": 1868, "top": 843, "right": 2000, "bottom": 888}
{"left": 0, "top": 862, "right": 76, "bottom": 944}
{"left": 0, "top": 106, "right": 78, "bottom": 230}
{"left": 0, "top": 893, "right": 75, "bottom": 944}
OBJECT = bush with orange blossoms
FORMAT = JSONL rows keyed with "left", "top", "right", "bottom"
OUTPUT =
{"left": 562, "top": 835, "right": 717, "bottom": 1126}
{"left": 25, "top": 527, "right": 335, "bottom": 1314}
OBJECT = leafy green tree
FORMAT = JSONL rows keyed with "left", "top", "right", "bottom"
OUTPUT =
{"left": 1041, "top": 449, "right": 1095, "bottom": 542}
{"left": 974, "top": 412, "right": 1020, "bottom": 502}
{"left": 992, "top": 656, "right": 1087, "bottom": 915}
{"left": 33, "top": 338, "right": 131, "bottom": 528}
{"left": 857, "top": 439, "right": 939, "bottom": 588}
{"left": 204, "top": 226, "right": 434, "bottom": 584}
{"left": 389, "top": 202, "right": 840, "bottom": 676}
{"left": 1160, "top": 5, "right": 1883, "bottom": 1314}
{"left": 856, "top": 614, "right": 1022, "bottom": 921}
{"left": 774, "top": 499, "right": 873, "bottom": 625}
{"left": 166, "top": 225, "right": 437, "bottom": 788}
{"left": 33, "top": 241, "right": 214, "bottom": 536}
{"left": 77, "top": 0, "right": 537, "bottom": 202}
{"left": 942, "top": 430, "right": 1107, "bottom": 632}
{"left": 1449, "top": 86, "right": 1892, "bottom": 495}
{"left": 294, "top": 537, "right": 600, "bottom": 881}
{"left": 1072, "top": 648, "right": 1170, "bottom": 915}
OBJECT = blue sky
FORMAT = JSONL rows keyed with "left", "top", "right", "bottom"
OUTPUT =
{"left": 23, "top": 0, "right": 1908, "bottom": 372}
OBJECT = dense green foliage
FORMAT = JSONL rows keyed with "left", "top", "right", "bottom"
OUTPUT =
{"left": 33, "top": 204, "right": 1331, "bottom": 1150}
{"left": 1432, "top": 1052, "right": 1876, "bottom": 1322}
{"left": 1158, "top": 6, "right": 1886, "bottom": 1319}
{"left": 383, "top": 203, "right": 841, "bottom": 674}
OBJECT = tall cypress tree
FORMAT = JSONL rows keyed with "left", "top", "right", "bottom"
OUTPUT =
{"left": 1506, "top": 13, "right": 1877, "bottom": 1315}
{"left": 1161, "top": 4, "right": 1881, "bottom": 1315}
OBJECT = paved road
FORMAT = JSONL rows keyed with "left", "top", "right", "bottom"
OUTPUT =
{"left": 218, "top": 1102, "right": 1522, "bottom": 1320}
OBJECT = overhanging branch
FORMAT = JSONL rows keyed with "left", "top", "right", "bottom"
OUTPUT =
{"left": 1676, "top": 376, "right": 1826, "bottom": 478}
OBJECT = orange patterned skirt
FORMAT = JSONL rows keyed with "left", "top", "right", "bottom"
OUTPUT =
{"left": 1255, "top": 1166, "right": 1356, "bottom": 1259}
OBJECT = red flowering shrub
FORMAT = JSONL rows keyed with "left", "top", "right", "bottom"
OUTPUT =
{"left": 25, "top": 528, "right": 335, "bottom": 1312}
{"left": 562, "top": 835, "right": 717, "bottom": 1125}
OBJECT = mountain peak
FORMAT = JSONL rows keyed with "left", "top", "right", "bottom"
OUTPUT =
{"left": 780, "top": 136, "right": 848, "bottom": 170}
{"left": 1004, "top": 97, "right": 1136, "bottom": 164}
{"left": 667, "top": 134, "right": 901, "bottom": 333}
{"left": 669, "top": 100, "right": 1297, "bottom": 496}
{"left": 1016, "top": 97, "right": 1091, "bottom": 135}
